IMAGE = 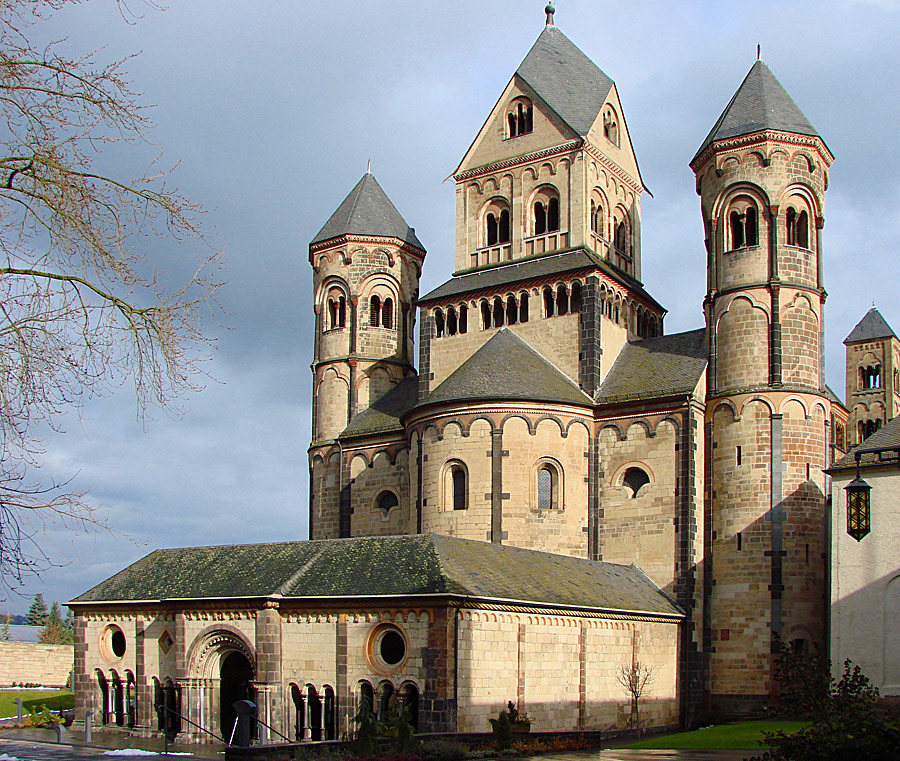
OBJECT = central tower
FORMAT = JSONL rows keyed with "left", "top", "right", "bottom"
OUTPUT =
{"left": 692, "top": 61, "right": 834, "bottom": 713}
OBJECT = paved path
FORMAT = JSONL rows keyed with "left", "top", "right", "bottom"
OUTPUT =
{"left": 0, "top": 737, "right": 761, "bottom": 761}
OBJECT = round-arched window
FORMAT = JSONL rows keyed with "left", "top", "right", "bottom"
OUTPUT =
{"left": 376, "top": 491, "right": 399, "bottom": 514}
{"left": 623, "top": 467, "right": 650, "bottom": 498}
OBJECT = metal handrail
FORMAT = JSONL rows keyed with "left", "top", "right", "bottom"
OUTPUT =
{"left": 157, "top": 704, "right": 226, "bottom": 754}
{"left": 253, "top": 715, "right": 293, "bottom": 744}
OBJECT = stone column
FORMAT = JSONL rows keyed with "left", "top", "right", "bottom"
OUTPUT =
{"left": 255, "top": 603, "right": 284, "bottom": 741}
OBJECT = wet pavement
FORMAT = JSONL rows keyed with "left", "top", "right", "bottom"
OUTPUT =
{"left": 0, "top": 731, "right": 760, "bottom": 761}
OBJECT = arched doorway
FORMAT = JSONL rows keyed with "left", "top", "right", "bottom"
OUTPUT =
{"left": 220, "top": 651, "right": 254, "bottom": 740}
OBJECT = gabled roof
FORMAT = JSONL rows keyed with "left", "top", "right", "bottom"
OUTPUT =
{"left": 422, "top": 328, "right": 592, "bottom": 408}
{"left": 71, "top": 534, "right": 682, "bottom": 618}
{"left": 830, "top": 415, "right": 900, "bottom": 471}
{"left": 844, "top": 307, "right": 897, "bottom": 344}
{"left": 311, "top": 172, "right": 424, "bottom": 249}
{"left": 596, "top": 328, "right": 707, "bottom": 404}
{"left": 515, "top": 25, "right": 615, "bottom": 137}
{"left": 340, "top": 376, "right": 418, "bottom": 439}
{"left": 693, "top": 60, "right": 819, "bottom": 162}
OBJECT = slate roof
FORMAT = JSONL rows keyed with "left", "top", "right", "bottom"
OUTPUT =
{"left": 830, "top": 416, "right": 900, "bottom": 471}
{"left": 694, "top": 61, "right": 819, "bottom": 162}
{"left": 340, "top": 376, "right": 418, "bottom": 439}
{"left": 516, "top": 25, "right": 615, "bottom": 137}
{"left": 311, "top": 172, "right": 424, "bottom": 249}
{"left": 418, "top": 249, "right": 663, "bottom": 312}
{"left": 71, "top": 534, "right": 682, "bottom": 617}
{"left": 421, "top": 329, "right": 592, "bottom": 408}
{"left": 596, "top": 328, "right": 707, "bottom": 404}
{"left": 844, "top": 307, "right": 897, "bottom": 344}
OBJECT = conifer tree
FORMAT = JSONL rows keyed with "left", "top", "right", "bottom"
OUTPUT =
{"left": 39, "top": 600, "right": 71, "bottom": 644}
{"left": 25, "top": 592, "right": 48, "bottom": 626}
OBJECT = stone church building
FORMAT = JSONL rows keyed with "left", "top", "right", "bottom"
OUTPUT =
{"left": 70, "top": 8, "right": 853, "bottom": 744}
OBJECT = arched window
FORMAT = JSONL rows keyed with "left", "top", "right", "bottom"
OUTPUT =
{"left": 378, "top": 682, "right": 394, "bottom": 722}
{"left": 863, "top": 365, "right": 882, "bottom": 389}
{"left": 570, "top": 282, "right": 582, "bottom": 314}
{"left": 481, "top": 300, "right": 491, "bottom": 330}
{"left": 499, "top": 209, "right": 510, "bottom": 243}
{"left": 382, "top": 298, "right": 394, "bottom": 330}
{"left": 447, "top": 306, "right": 458, "bottom": 336}
{"left": 507, "top": 98, "right": 533, "bottom": 138}
{"left": 603, "top": 107, "right": 619, "bottom": 146}
{"left": 506, "top": 295, "right": 518, "bottom": 325}
{"left": 537, "top": 461, "right": 561, "bottom": 510}
{"left": 727, "top": 200, "right": 758, "bottom": 250}
{"left": 623, "top": 467, "right": 650, "bottom": 498}
{"left": 787, "top": 206, "right": 810, "bottom": 249}
{"left": 307, "top": 685, "right": 322, "bottom": 741}
{"left": 97, "top": 671, "right": 110, "bottom": 725}
{"left": 323, "top": 686, "right": 336, "bottom": 741}
{"left": 376, "top": 491, "right": 399, "bottom": 514}
{"left": 482, "top": 200, "right": 511, "bottom": 250}
{"left": 400, "top": 683, "right": 419, "bottom": 732}
{"left": 532, "top": 187, "right": 561, "bottom": 236}
{"left": 614, "top": 220, "right": 629, "bottom": 254}
{"left": 493, "top": 296, "right": 505, "bottom": 328}
{"left": 519, "top": 292, "right": 529, "bottom": 323}
{"left": 543, "top": 286, "right": 555, "bottom": 318}
{"left": 556, "top": 284, "right": 568, "bottom": 316}
{"left": 459, "top": 304, "right": 468, "bottom": 334}
{"left": 591, "top": 198, "right": 605, "bottom": 238}
{"left": 126, "top": 671, "right": 137, "bottom": 729}
{"left": 359, "top": 681, "right": 375, "bottom": 715}
{"left": 370, "top": 295, "right": 381, "bottom": 327}
{"left": 434, "top": 309, "right": 444, "bottom": 338}
{"left": 326, "top": 290, "right": 347, "bottom": 330}
{"left": 486, "top": 213, "right": 498, "bottom": 246}
{"left": 290, "top": 684, "right": 305, "bottom": 741}
{"left": 445, "top": 461, "right": 468, "bottom": 511}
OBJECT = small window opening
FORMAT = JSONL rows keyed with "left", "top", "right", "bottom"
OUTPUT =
{"left": 377, "top": 491, "right": 399, "bottom": 513}
{"left": 486, "top": 213, "right": 498, "bottom": 246}
{"left": 459, "top": 304, "right": 468, "bottom": 334}
{"left": 736, "top": 446, "right": 742, "bottom": 466}
{"left": 493, "top": 296, "right": 505, "bottom": 328}
{"left": 507, "top": 99, "right": 533, "bottom": 138}
{"left": 506, "top": 295, "right": 518, "bottom": 325}
{"left": 534, "top": 202, "right": 547, "bottom": 235}
{"left": 519, "top": 292, "right": 529, "bottom": 323}
{"left": 450, "top": 465, "right": 467, "bottom": 511}
{"left": 805, "top": 543, "right": 810, "bottom": 565}
{"left": 548, "top": 197, "right": 560, "bottom": 232}
{"left": 570, "top": 282, "right": 581, "bottom": 313}
{"left": 543, "top": 286, "right": 555, "bottom": 318}
{"left": 806, "top": 463, "right": 811, "bottom": 481}
{"left": 481, "top": 301, "right": 491, "bottom": 330}
{"left": 447, "top": 307, "right": 457, "bottom": 336}
{"left": 737, "top": 531, "right": 743, "bottom": 551}
{"left": 623, "top": 467, "right": 650, "bottom": 498}
{"left": 556, "top": 284, "right": 568, "bottom": 316}
{"left": 382, "top": 298, "right": 393, "bottom": 330}
{"left": 499, "top": 209, "right": 510, "bottom": 243}
{"left": 370, "top": 295, "right": 381, "bottom": 327}
{"left": 537, "top": 465, "right": 558, "bottom": 510}
{"left": 591, "top": 200, "right": 605, "bottom": 238}
{"left": 614, "top": 220, "right": 628, "bottom": 254}
{"left": 434, "top": 309, "right": 445, "bottom": 338}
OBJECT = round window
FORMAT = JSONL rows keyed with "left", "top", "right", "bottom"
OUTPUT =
{"left": 102, "top": 625, "right": 127, "bottom": 661}
{"left": 369, "top": 624, "right": 408, "bottom": 672}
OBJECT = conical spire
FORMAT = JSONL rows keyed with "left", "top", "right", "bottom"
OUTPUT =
{"left": 311, "top": 173, "right": 423, "bottom": 249}
{"left": 844, "top": 307, "right": 897, "bottom": 344}
{"left": 693, "top": 60, "right": 819, "bottom": 162}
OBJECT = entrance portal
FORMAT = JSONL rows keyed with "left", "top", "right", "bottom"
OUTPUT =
{"left": 220, "top": 651, "right": 254, "bottom": 740}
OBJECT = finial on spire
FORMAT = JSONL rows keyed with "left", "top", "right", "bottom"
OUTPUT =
{"left": 366, "top": 159, "right": 371, "bottom": 174}
{"left": 545, "top": 2, "right": 555, "bottom": 26}
{"left": 757, "top": 43, "right": 761, "bottom": 61}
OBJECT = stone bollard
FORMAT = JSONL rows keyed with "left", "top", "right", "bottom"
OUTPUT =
{"left": 84, "top": 710, "right": 93, "bottom": 743}
{"left": 14, "top": 698, "right": 23, "bottom": 725}
{"left": 54, "top": 723, "right": 68, "bottom": 743}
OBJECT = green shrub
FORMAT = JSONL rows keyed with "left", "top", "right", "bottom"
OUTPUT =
{"left": 488, "top": 708, "right": 512, "bottom": 750}
{"left": 419, "top": 738, "right": 468, "bottom": 761}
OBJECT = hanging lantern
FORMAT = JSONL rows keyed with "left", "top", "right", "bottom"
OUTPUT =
{"left": 845, "top": 471, "right": 871, "bottom": 542}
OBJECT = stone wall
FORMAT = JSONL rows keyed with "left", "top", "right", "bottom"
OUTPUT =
{"left": 0, "top": 641, "right": 73, "bottom": 687}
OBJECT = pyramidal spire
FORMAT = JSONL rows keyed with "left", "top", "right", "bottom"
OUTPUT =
{"left": 844, "top": 307, "right": 897, "bottom": 344}
{"left": 693, "top": 60, "right": 819, "bottom": 162}
{"left": 311, "top": 173, "right": 423, "bottom": 250}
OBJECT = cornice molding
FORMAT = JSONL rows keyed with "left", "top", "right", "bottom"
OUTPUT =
{"left": 453, "top": 140, "right": 583, "bottom": 181}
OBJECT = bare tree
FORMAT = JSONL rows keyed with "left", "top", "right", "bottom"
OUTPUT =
{"left": 0, "top": 0, "right": 220, "bottom": 595}
{"left": 617, "top": 661, "right": 655, "bottom": 735}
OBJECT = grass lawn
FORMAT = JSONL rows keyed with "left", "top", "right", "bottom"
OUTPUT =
{"left": 0, "top": 690, "right": 74, "bottom": 719}
{"left": 624, "top": 720, "right": 807, "bottom": 750}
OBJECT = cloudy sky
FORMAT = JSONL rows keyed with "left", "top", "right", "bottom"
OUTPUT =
{"left": 5, "top": 0, "right": 900, "bottom": 613}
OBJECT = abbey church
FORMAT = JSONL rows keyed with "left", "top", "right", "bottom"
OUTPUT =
{"left": 69, "top": 7, "right": 867, "bottom": 745}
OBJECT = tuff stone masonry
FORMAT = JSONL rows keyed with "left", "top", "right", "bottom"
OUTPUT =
{"left": 72, "top": 11, "right": 863, "bottom": 745}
